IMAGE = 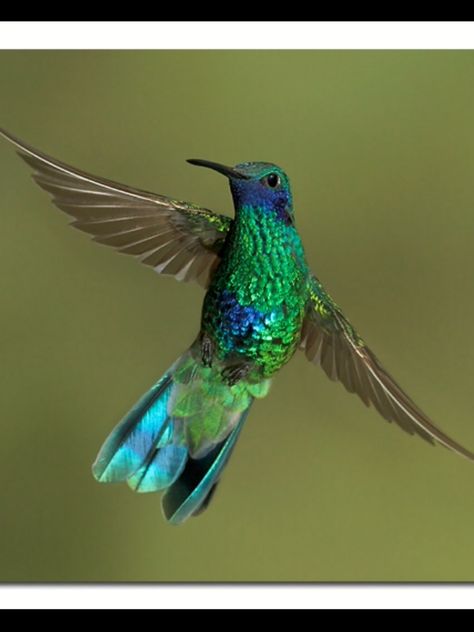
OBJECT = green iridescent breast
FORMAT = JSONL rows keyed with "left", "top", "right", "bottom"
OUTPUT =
{"left": 202, "top": 205, "right": 309, "bottom": 377}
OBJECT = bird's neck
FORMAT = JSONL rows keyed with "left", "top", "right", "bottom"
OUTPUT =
{"left": 217, "top": 204, "right": 307, "bottom": 304}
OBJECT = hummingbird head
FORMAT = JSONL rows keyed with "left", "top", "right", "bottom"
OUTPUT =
{"left": 187, "top": 159, "right": 294, "bottom": 226}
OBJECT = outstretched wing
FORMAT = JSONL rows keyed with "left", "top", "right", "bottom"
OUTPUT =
{"left": 300, "top": 275, "right": 474, "bottom": 461}
{"left": 0, "top": 128, "right": 232, "bottom": 288}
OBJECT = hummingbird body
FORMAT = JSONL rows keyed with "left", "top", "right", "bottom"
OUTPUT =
{"left": 2, "top": 129, "right": 474, "bottom": 526}
{"left": 202, "top": 198, "right": 308, "bottom": 378}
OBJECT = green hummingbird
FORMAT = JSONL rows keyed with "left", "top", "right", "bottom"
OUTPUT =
{"left": 2, "top": 128, "right": 473, "bottom": 525}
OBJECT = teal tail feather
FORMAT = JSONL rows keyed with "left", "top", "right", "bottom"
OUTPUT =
{"left": 92, "top": 347, "right": 270, "bottom": 524}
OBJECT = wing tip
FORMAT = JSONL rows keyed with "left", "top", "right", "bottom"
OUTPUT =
{"left": 0, "top": 127, "right": 32, "bottom": 154}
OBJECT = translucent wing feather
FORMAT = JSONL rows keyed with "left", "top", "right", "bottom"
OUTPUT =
{"left": 300, "top": 275, "right": 474, "bottom": 461}
{"left": 0, "top": 128, "right": 232, "bottom": 288}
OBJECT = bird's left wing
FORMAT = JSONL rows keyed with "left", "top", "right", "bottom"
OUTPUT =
{"left": 300, "top": 275, "right": 474, "bottom": 461}
{"left": 0, "top": 128, "right": 232, "bottom": 288}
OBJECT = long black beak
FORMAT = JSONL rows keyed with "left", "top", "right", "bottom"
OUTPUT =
{"left": 187, "top": 159, "right": 249, "bottom": 179}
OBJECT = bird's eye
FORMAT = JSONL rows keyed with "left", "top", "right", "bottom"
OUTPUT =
{"left": 263, "top": 173, "right": 280, "bottom": 188}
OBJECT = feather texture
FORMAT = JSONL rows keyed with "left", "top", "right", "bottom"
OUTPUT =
{"left": 91, "top": 345, "right": 265, "bottom": 520}
{"left": 0, "top": 128, "right": 232, "bottom": 288}
{"left": 92, "top": 371, "right": 176, "bottom": 483}
{"left": 127, "top": 444, "right": 188, "bottom": 493}
{"left": 162, "top": 410, "right": 250, "bottom": 525}
{"left": 300, "top": 275, "right": 474, "bottom": 461}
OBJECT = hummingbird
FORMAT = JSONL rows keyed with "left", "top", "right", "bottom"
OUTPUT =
{"left": 2, "top": 128, "right": 473, "bottom": 525}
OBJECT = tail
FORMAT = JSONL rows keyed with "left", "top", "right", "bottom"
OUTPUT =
{"left": 92, "top": 347, "right": 270, "bottom": 525}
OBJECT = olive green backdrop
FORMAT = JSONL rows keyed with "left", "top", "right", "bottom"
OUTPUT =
{"left": 1, "top": 51, "right": 474, "bottom": 582}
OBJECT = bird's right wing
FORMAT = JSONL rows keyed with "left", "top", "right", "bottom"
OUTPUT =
{"left": 300, "top": 275, "right": 474, "bottom": 462}
{"left": 0, "top": 128, "right": 232, "bottom": 288}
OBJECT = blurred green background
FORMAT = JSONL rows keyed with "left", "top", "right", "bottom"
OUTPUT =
{"left": 1, "top": 51, "right": 474, "bottom": 582}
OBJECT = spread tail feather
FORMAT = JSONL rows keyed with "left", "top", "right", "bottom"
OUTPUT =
{"left": 92, "top": 346, "right": 270, "bottom": 522}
